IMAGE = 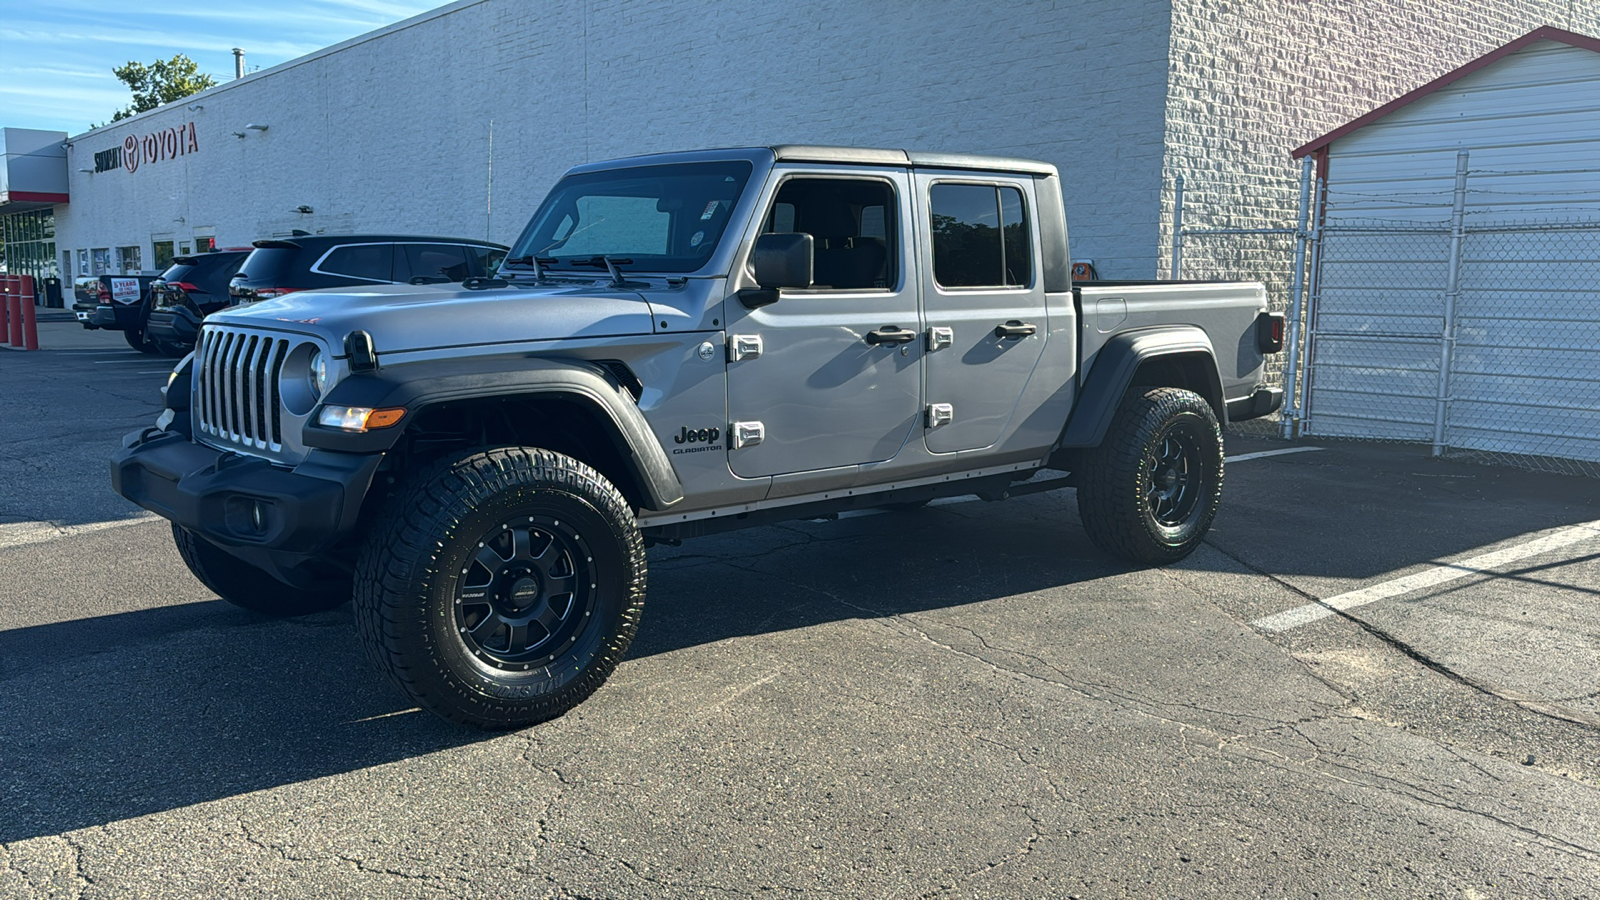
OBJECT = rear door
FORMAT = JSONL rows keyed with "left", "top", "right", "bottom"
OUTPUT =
{"left": 914, "top": 174, "right": 1048, "bottom": 453}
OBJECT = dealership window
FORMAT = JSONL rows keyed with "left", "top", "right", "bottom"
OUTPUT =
{"left": 116, "top": 245, "right": 142, "bottom": 274}
{"left": 196, "top": 236, "right": 215, "bottom": 253}
{"left": 153, "top": 241, "right": 175, "bottom": 271}
{"left": 91, "top": 248, "right": 110, "bottom": 275}
{"left": 929, "top": 183, "right": 1031, "bottom": 289}
{"left": 77, "top": 249, "right": 89, "bottom": 276}
{"left": 0, "top": 209, "right": 59, "bottom": 287}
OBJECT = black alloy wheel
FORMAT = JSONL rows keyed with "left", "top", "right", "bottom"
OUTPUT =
{"left": 1075, "top": 386, "right": 1223, "bottom": 565}
{"left": 454, "top": 516, "right": 597, "bottom": 671}
{"left": 354, "top": 447, "right": 646, "bottom": 729}
{"left": 1147, "top": 426, "right": 1203, "bottom": 528}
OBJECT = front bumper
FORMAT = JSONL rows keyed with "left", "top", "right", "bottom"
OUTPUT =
{"left": 110, "top": 427, "right": 382, "bottom": 583}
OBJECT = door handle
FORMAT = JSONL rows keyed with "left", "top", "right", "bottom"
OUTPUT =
{"left": 994, "top": 320, "right": 1037, "bottom": 339}
{"left": 865, "top": 326, "right": 917, "bottom": 346}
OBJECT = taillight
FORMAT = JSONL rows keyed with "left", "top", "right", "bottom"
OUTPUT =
{"left": 231, "top": 285, "right": 302, "bottom": 302}
{"left": 97, "top": 285, "right": 111, "bottom": 302}
{"left": 171, "top": 281, "right": 200, "bottom": 292}
{"left": 1256, "top": 312, "right": 1286, "bottom": 354}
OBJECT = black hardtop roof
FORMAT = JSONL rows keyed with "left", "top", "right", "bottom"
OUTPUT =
{"left": 565, "top": 145, "right": 1059, "bottom": 178}
{"left": 170, "top": 249, "right": 252, "bottom": 266}
{"left": 252, "top": 234, "right": 508, "bottom": 250}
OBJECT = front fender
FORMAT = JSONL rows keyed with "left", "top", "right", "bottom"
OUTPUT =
{"left": 1057, "top": 326, "right": 1225, "bottom": 448}
{"left": 304, "top": 356, "right": 684, "bottom": 510}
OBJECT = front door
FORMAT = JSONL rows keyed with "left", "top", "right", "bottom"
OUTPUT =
{"left": 725, "top": 168, "right": 922, "bottom": 479}
{"left": 915, "top": 175, "right": 1048, "bottom": 453}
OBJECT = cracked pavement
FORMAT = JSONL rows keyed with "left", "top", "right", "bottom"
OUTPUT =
{"left": 2, "top": 329, "right": 1599, "bottom": 897}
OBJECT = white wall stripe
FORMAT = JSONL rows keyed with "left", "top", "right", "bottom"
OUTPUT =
{"left": 1252, "top": 518, "right": 1600, "bottom": 632}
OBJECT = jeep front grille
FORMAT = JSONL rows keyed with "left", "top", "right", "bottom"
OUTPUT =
{"left": 194, "top": 326, "right": 294, "bottom": 453}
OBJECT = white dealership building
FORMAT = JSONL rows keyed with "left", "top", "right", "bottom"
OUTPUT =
{"left": 2, "top": 0, "right": 1597, "bottom": 291}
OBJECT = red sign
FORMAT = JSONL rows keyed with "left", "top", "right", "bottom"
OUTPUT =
{"left": 122, "top": 122, "right": 199, "bottom": 174}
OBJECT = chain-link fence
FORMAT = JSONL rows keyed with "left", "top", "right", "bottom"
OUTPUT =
{"left": 1172, "top": 155, "right": 1600, "bottom": 477}
{"left": 1301, "top": 217, "right": 1600, "bottom": 477}
{"left": 1176, "top": 226, "right": 1300, "bottom": 437}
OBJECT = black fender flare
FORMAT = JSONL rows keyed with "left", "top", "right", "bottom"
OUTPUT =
{"left": 304, "top": 356, "right": 684, "bottom": 510}
{"left": 1057, "top": 326, "right": 1225, "bottom": 448}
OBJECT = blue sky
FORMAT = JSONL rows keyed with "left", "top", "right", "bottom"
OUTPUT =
{"left": 0, "top": 0, "right": 438, "bottom": 135}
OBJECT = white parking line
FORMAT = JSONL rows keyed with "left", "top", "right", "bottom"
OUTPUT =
{"left": 1252, "top": 518, "right": 1600, "bottom": 632}
{"left": 0, "top": 514, "right": 160, "bottom": 551}
{"left": 1225, "top": 446, "right": 1323, "bottom": 463}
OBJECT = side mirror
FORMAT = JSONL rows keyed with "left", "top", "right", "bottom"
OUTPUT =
{"left": 738, "top": 233, "right": 813, "bottom": 309}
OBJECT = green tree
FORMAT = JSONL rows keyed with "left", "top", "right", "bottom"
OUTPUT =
{"left": 110, "top": 54, "right": 217, "bottom": 121}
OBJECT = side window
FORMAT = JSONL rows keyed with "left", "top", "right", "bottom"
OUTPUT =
{"left": 401, "top": 243, "right": 472, "bottom": 283}
{"left": 763, "top": 178, "right": 896, "bottom": 290}
{"left": 929, "top": 183, "right": 1032, "bottom": 289}
{"left": 474, "top": 245, "right": 507, "bottom": 276}
{"left": 320, "top": 244, "right": 395, "bottom": 282}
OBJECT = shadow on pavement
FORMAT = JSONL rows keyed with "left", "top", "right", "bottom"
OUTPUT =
{"left": 4, "top": 438, "right": 1598, "bottom": 843}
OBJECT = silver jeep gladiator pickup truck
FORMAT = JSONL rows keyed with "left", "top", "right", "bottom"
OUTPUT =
{"left": 112, "top": 146, "right": 1283, "bottom": 728}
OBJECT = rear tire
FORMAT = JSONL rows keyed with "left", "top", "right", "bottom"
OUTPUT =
{"left": 125, "top": 301, "right": 162, "bottom": 355}
{"left": 172, "top": 524, "right": 351, "bottom": 615}
{"left": 353, "top": 447, "right": 646, "bottom": 729}
{"left": 1075, "top": 387, "right": 1223, "bottom": 565}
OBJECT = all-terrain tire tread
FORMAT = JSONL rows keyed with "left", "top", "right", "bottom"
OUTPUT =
{"left": 1075, "top": 387, "right": 1223, "bottom": 565}
{"left": 352, "top": 446, "right": 645, "bottom": 729}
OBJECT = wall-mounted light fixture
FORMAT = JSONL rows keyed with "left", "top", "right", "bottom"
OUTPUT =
{"left": 294, "top": 205, "right": 314, "bottom": 214}
{"left": 232, "top": 131, "right": 247, "bottom": 139}
{"left": 77, "top": 167, "right": 94, "bottom": 173}
{"left": 187, "top": 104, "right": 204, "bottom": 111}
{"left": 244, "top": 123, "right": 269, "bottom": 131}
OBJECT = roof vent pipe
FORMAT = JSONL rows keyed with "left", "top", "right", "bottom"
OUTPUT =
{"left": 233, "top": 48, "right": 245, "bottom": 80}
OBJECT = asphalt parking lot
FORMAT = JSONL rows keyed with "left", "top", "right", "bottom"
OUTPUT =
{"left": 3, "top": 323, "right": 1599, "bottom": 898}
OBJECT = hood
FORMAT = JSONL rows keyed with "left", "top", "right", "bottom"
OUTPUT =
{"left": 208, "top": 281, "right": 658, "bottom": 354}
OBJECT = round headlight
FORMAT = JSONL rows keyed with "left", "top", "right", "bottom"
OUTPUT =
{"left": 309, "top": 348, "right": 327, "bottom": 398}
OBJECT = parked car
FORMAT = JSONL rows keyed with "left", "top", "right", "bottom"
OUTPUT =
{"left": 144, "top": 250, "right": 252, "bottom": 356}
{"left": 228, "top": 235, "right": 508, "bottom": 304}
{"left": 87, "top": 274, "right": 163, "bottom": 352}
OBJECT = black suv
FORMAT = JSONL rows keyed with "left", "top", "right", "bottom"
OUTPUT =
{"left": 145, "top": 249, "right": 253, "bottom": 356}
{"left": 229, "top": 234, "right": 508, "bottom": 304}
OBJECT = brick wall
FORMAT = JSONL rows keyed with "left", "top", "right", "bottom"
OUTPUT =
{"left": 1162, "top": 0, "right": 1600, "bottom": 279}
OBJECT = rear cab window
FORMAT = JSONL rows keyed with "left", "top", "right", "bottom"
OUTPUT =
{"left": 929, "top": 183, "right": 1032, "bottom": 289}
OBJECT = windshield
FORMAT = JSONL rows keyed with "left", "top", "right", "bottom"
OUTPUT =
{"left": 507, "top": 161, "right": 753, "bottom": 274}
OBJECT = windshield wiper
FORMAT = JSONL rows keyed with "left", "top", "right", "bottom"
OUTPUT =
{"left": 500, "top": 255, "right": 555, "bottom": 281}
{"left": 566, "top": 256, "right": 634, "bottom": 287}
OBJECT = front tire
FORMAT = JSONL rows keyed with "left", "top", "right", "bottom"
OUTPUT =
{"left": 353, "top": 447, "right": 646, "bottom": 729}
{"left": 172, "top": 524, "right": 351, "bottom": 615}
{"left": 1075, "top": 387, "right": 1223, "bottom": 565}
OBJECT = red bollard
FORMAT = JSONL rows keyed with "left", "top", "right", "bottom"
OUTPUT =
{"left": 18, "top": 275, "right": 39, "bottom": 351}
{"left": 0, "top": 276, "right": 10, "bottom": 342}
{"left": 3, "top": 275, "right": 20, "bottom": 348}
